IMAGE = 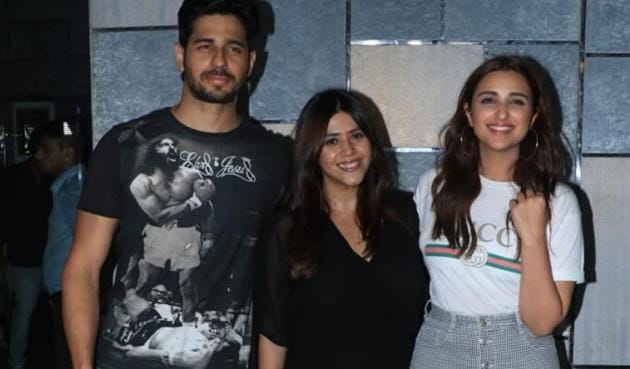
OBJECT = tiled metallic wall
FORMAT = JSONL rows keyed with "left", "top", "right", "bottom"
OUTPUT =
{"left": 90, "top": 0, "right": 629, "bottom": 365}
{"left": 575, "top": 158, "right": 630, "bottom": 365}
{"left": 574, "top": 0, "right": 630, "bottom": 365}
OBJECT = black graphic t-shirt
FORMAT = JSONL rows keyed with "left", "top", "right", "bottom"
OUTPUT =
{"left": 78, "top": 108, "right": 290, "bottom": 369}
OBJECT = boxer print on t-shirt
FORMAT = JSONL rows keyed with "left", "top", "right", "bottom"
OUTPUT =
{"left": 80, "top": 108, "right": 289, "bottom": 369}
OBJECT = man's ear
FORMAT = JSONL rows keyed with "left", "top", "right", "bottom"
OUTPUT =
{"left": 63, "top": 145, "right": 76, "bottom": 163}
{"left": 175, "top": 42, "right": 185, "bottom": 73}
{"left": 247, "top": 50, "right": 256, "bottom": 77}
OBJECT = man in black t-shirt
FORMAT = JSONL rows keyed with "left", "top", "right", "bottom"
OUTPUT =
{"left": 61, "top": 1, "right": 289, "bottom": 369}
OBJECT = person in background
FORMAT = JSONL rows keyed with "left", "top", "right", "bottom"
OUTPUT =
{"left": 410, "top": 55, "right": 584, "bottom": 369}
{"left": 257, "top": 89, "right": 428, "bottom": 369}
{"left": 41, "top": 119, "right": 86, "bottom": 369}
{"left": 0, "top": 119, "right": 70, "bottom": 369}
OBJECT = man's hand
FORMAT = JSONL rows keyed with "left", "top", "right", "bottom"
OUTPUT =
{"left": 200, "top": 236, "right": 214, "bottom": 259}
{"left": 193, "top": 179, "right": 215, "bottom": 203}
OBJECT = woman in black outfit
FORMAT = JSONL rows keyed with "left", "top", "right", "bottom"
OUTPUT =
{"left": 257, "top": 89, "right": 428, "bottom": 369}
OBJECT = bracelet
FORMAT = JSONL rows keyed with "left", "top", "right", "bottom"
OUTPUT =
{"left": 161, "top": 351, "right": 170, "bottom": 365}
{"left": 186, "top": 193, "right": 203, "bottom": 210}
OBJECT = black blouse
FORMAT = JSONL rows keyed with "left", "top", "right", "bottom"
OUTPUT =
{"left": 257, "top": 190, "right": 429, "bottom": 369}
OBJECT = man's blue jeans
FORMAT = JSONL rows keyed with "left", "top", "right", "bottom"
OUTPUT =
{"left": 8, "top": 266, "right": 42, "bottom": 369}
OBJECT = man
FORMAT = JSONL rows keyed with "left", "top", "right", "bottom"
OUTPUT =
{"left": 40, "top": 119, "right": 85, "bottom": 369}
{"left": 62, "top": 1, "right": 289, "bottom": 369}
{"left": 0, "top": 120, "right": 71, "bottom": 369}
{"left": 126, "top": 135, "right": 215, "bottom": 324}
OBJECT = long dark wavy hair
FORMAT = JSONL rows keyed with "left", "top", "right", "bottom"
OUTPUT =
{"left": 287, "top": 89, "right": 397, "bottom": 280}
{"left": 432, "top": 55, "right": 567, "bottom": 258}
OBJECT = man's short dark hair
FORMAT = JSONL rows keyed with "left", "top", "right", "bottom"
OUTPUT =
{"left": 178, "top": 0, "right": 259, "bottom": 49}
{"left": 28, "top": 119, "right": 79, "bottom": 153}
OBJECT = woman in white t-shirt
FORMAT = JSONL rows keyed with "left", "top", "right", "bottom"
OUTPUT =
{"left": 410, "top": 55, "right": 584, "bottom": 369}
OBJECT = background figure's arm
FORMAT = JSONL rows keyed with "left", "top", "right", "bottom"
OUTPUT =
{"left": 58, "top": 190, "right": 82, "bottom": 231}
{"left": 62, "top": 211, "right": 118, "bottom": 369}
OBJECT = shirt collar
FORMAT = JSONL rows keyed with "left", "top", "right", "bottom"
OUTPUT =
{"left": 51, "top": 164, "right": 84, "bottom": 193}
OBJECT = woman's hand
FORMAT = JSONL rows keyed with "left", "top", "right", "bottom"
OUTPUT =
{"left": 511, "top": 189, "right": 574, "bottom": 336}
{"left": 509, "top": 189, "right": 548, "bottom": 247}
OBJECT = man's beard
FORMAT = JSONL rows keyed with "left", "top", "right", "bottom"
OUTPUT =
{"left": 153, "top": 151, "right": 179, "bottom": 172}
{"left": 185, "top": 67, "right": 245, "bottom": 104}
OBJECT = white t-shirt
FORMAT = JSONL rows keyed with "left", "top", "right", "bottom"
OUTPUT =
{"left": 414, "top": 169, "right": 584, "bottom": 315}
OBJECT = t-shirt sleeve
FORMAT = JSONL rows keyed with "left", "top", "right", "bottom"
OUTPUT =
{"left": 549, "top": 185, "right": 585, "bottom": 283}
{"left": 255, "top": 215, "right": 291, "bottom": 347}
{"left": 77, "top": 129, "right": 123, "bottom": 218}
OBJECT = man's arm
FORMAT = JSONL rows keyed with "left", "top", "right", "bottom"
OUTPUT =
{"left": 62, "top": 211, "right": 119, "bottom": 369}
{"left": 129, "top": 174, "right": 208, "bottom": 225}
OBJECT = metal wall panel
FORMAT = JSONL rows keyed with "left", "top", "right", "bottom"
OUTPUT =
{"left": 351, "top": 0, "right": 441, "bottom": 41}
{"left": 90, "top": 0, "right": 182, "bottom": 28}
{"left": 444, "top": 0, "right": 581, "bottom": 41}
{"left": 582, "top": 57, "right": 630, "bottom": 154}
{"left": 586, "top": 0, "right": 630, "bottom": 53}
{"left": 91, "top": 30, "right": 180, "bottom": 141}
{"left": 249, "top": 0, "right": 347, "bottom": 121}
{"left": 351, "top": 45, "right": 483, "bottom": 147}
{"left": 573, "top": 158, "right": 630, "bottom": 365}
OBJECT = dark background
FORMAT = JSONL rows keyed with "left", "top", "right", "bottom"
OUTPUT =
{"left": 0, "top": 0, "right": 90, "bottom": 368}
{"left": 0, "top": 0, "right": 91, "bottom": 167}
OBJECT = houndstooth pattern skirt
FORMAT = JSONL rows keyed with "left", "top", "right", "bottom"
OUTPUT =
{"left": 409, "top": 304, "right": 560, "bottom": 369}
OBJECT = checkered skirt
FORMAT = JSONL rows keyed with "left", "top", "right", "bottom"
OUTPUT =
{"left": 409, "top": 304, "right": 560, "bottom": 369}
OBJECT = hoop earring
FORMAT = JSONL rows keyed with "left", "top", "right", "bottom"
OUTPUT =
{"left": 459, "top": 129, "right": 473, "bottom": 156}
{"left": 521, "top": 129, "right": 539, "bottom": 160}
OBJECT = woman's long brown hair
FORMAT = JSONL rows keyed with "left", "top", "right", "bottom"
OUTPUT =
{"left": 432, "top": 55, "right": 568, "bottom": 258}
{"left": 286, "top": 89, "right": 397, "bottom": 280}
